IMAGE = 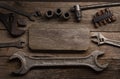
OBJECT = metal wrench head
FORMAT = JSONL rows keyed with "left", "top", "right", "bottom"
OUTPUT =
{"left": 9, "top": 51, "right": 29, "bottom": 75}
{"left": 89, "top": 50, "right": 108, "bottom": 71}
{"left": 91, "top": 33, "right": 107, "bottom": 45}
{"left": 15, "top": 40, "right": 25, "bottom": 48}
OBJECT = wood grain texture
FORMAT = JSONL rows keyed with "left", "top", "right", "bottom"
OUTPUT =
{"left": 0, "top": 1, "right": 119, "bottom": 79}
{"left": 29, "top": 25, "right": 90, "bottom": 51}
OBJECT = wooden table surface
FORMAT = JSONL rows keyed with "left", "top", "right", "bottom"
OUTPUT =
{"left": 0, "top": 1, "right": 120, "bottom": 79}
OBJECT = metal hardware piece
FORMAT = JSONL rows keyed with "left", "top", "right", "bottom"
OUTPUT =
{"left": 0, "top": 3, "right": 35, "bottom": 21}
{"left": 71, "top": 5, "right": 82, "bottom": 22}
{"left": 33, "top": 10, "right": 41, "bottom": 17}
{"left": 0, "top": 40, "right": 25, "bottom": 48}
{"left": 55, "top": 8, "right": 62, "bottom": 17}
{"left": 71, "top": 3, "right": 120, "bottom": 22}
{"left": 92, "top": 8, "right": 116, "bottom": 28}
{"left": 9, "top": 50, "right": 108, "bottom": 75}
{"left": 91, "top": 33, "right": 120, "bottom": 47}
{"left": 62, "top": 12, "right": 70, "bottom": 20}
{"left": 45, "top": 10, "right": 54, "bottom": 19}
{"left": 0, "top": 13, "right": 25, "bottom": 37}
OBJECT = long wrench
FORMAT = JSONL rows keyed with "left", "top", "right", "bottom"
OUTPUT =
{"left": 9, "top": 50, "right": 108, "bottom": 75}
{"left": 91, "top": 33, "right": 120, "bottom": 47}
{"left": 0, "top": 3, "right": 35, "bottom": 21}
{"left": 0, "top": 40, "right": 25, "bottom": 48}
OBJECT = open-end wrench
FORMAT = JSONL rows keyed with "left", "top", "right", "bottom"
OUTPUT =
{"left": 0, "top": 3, "right": 35, "bottom": 21}
{"left": 0, "top": 40, "right": 25, "bottom": 48}
{"left": 91, "top": 33, "right": 120, "bottom": 47}
{"left": 9, "top": 50, "right": 108, "bottom": 75}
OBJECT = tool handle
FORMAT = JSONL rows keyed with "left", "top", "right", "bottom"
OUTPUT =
{"left": 105, "top": 39, "right": 120, "bottom": 47}
{"left": 82, "top": 3, "right": 120, "bottom": 10}
{"left": 0, "top": 3, "right": 34, "bottom": 21}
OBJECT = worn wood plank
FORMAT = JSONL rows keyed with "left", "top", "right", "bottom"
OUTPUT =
{"left": 29, "top": 25, "right": 90, "bottom": 51}
{"left": 0, "top": 1, "right": 119, "bottom": 79}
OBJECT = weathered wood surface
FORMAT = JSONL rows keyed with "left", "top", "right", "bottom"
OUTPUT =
{"left": 0, "top": 1, "right": 120, "bottom": 79}
{"left": 29, "top": 25, "right": 90, "bottom": 51}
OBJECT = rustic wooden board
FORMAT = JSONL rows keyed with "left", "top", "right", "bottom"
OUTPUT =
{"left": 0, "top": 1, "right": 120, "bottom": 79}
{"left": 29, "top": 25, "right": 90, "bottom": 51}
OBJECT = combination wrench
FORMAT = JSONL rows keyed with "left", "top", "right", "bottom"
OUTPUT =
{"left": 0, "top": 40, "right": 25, "bottom": 48}
{"left": 91, "top": 33, "right": 120, "bottom": 47}
{"left": 9, "top": 50, "right": 108, "bottom": 75}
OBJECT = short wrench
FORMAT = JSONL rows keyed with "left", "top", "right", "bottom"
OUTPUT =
{"left": 91, "top": 33, "right": 120, "bottom": 47}
{"left": 0, "top": 40, "right": 25, "bottom": 48}
{"left": 9, "top": 50, "right": 108, "bottom": 75}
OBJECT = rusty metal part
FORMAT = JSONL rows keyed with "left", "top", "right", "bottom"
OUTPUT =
{"left": 92, "top": 8, "right": 116, "bottom": 28}
{"left": 71, "top": 5, "right": 82, "bottom": 22}
{"left": 55, "top": 8, "right": 62, "bottom": 17}
{"left": 71, "top": 3, "right": 120, "bottom": 22}
{"left": 0, "top": 13, "right": 25, "bottom": 37}
{"left": 45, "top": 10, "right": 54, "bottom": 19}
{"left": 91, "top": 33, "right": 120, "bottom": 47}
{"left": 9, "top": 50, "right": 108, "bottom": 75}
{"left": 0, "top": 3, "right": 35, "bottom": 21}
{"left": 17, "top": 19, "right": 27, "bottom": 27}
{"left": 0, "top": 40, "right": 25, "bottom": 48}
{"left": 33, "top": 10, "right": 41, "bottom": 17}
{"left": 62, "top": 12, "right": 70, "bottom": 20}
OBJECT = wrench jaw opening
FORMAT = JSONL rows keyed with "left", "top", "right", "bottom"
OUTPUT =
{"left": 90, "top": 50, "right": 109, "bottom": 71}
{"left": 9, "top": 51, "right": 29, "bottom": 75}
{"left": 16, "top": 40, "right": 25, "bottom": 48}
{"left": 10, "top": 29, "right": 25, "bottom": 37}
{"left": 91, "top": 33, "right": 106, "bottom": 46}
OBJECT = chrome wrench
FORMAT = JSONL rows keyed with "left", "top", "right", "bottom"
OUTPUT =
{"left": 91, "top": 33, "right": 120, "bottom": 47}
{"left": 9, "top": 50, "right": 108, "bottom": 75}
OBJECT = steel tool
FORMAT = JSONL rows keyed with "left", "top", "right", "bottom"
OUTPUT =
{"left": 0, "top": 13, "right": 25, "bottom": 37}
{"left": 62, "top": 12, "right": 70, "bottom": 20}
{"left": 71, "top": 3, "right": 120, "bottom": 22}
{"left": 0, "top": 40, "right": 25, "bottom": 48}
{"left": 0, "top": 3, "right": 35, "bottom": 21}
{"left": 92, "top": 8, "right": 116, "bottom": 28}
{"left": 45, "top": 10, "right": 54, "bottom": 19}
{"left": 91, "top": 33, "right": 120, "bottom": 47}
{"left": 55, "top": 8, "right": 62, "bottom": 17}
{"left": 9, "top": 50, "right": 108, "bottom": 75}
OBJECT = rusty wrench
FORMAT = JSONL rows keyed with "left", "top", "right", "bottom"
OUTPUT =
{"left": 9, "top": 50, "right": 108, "bottom": 75}
{"left": 0, "top": 40, "right": 25, "bottom": 48}
{"left": 0, "top": 13, "right": 25, "bottom": 37}
{"left": 0, "top": 3, "right": 35, "bottom": 21}
{"left": 91, "top": 33, "right": 120, "bottom": 47}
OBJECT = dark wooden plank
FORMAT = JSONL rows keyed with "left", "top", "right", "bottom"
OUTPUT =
{"left": 0, "top": 1, "right": 119, "bottom": 79}
{"left": 29, "top": 25, "right": 90, "bottom": 51}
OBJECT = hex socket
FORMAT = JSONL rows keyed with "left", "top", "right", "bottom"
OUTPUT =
{"left": 45, "top": 10, "right": 54, "bottom": 19}
{"left": 62, "top": 12, "right": 70, "bottom": 20}
{"left": 55, "top": 8, "right": 62, "bottom": 16}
